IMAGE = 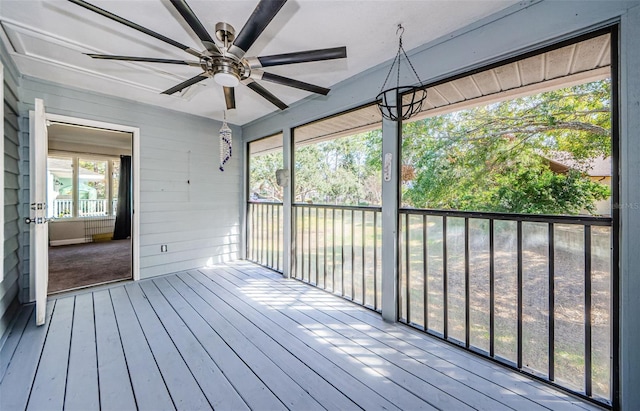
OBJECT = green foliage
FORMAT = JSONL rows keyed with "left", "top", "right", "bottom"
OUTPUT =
{"left": 249, "top": 79, "right": 612, "bottom": 215}
{"left": 402, "top": 79, "right": 612, "bottom": 215}
{"left": 249, "top": 151, "right": 283, "bottom": 201}
{"left": 294, "top": 132, "right": 382, "bottom": 205}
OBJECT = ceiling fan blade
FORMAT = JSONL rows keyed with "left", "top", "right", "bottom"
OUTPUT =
{"left": 162, "top": 73, "right": 209, "bottom": 95}
{"left": 228, "top": 0, "right": 287, "bottom": 59}
{"left": 243, "top": 79, "right": 288, "bottom": 110}
{"left": 86, "top": 54, "right": 200, "bottom": 66}
{"left": 253, "top": 47, "right": 347, "bottom": 68}
{"left": 169, "top": 0, "right": 220, "bottom": 54}
{"left": 68, "top": 0, "right": 201, "bottom": 58}
{"left": 257, "top": 72, "right": 330, "bottom": 95}
{"left": 224, "top": 87, "right": 236, "bottom": 110}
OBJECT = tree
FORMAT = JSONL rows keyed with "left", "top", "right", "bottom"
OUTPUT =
{"left": 294, "top": 132, "right": 382, "bottom": 205}
{"left": 402, "top": 79, "right": 611, "bottom": 215}
{"left": 247, "top": 79, "right": 611, "bottom": 215}
{"left": 249, "top": 151, "right": 283, "bottom": 201}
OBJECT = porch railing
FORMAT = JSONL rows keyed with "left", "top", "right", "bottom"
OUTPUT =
{"left": 398, "top": 208, "right": 613, "bottom": 404}
{"left": 247, "top": 202, "right": 284, "bottom": 273}
{"left": 293, "top": 204, "right": 382, "bottom": 312}
{"left": 52, "top": 199, "right": 117, "bottom": 218}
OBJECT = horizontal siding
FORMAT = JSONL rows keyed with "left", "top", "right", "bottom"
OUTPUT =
{"left": 2, "top": 55, "right": 22, "bottom": 341}
{"left": 140, "top": 228, "right": 239, "bottom": 246}
{"left": 19, "top": 76, "right": 244, "bottom": 287}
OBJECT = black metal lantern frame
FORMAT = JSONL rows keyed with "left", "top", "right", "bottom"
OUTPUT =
{"left": 376, "top": 24, "right": 427, "bottom": 122}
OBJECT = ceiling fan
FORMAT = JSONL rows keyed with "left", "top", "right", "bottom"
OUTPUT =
{"left": 68, "top": 0, "right": 347, "bottom": 111}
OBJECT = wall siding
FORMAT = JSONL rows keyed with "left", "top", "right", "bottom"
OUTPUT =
{"left": 1, "top": 49, "right": 22, "bottom": 341}
{"left": 19, "top": 77, "right": 243, "bottom": 291}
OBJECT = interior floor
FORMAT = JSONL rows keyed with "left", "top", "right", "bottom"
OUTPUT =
{"left": 48, "top": 239, "right": 132, "bottom": 294}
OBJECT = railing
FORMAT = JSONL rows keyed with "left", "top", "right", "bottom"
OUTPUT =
{"left": 247, "top": 202, "right": 284, "bottom": 273}
{"left": 398, "top": 208, "right": 613, "bottom": 404}
{"left": 52, "top": 199, "right": 73, "bottom": 218}
{"left": 293, "top": 204, "right": 382, "bottom": 312}
{"left": 52, "top": 199, "right": 118, "bottom": 218}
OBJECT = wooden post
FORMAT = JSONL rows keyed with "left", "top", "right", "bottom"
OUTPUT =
{"left": 282, "top": 129, "right": 293, "bottom": 279}
{"left": 380, "top": 101, "right": 400, "bottom": 322}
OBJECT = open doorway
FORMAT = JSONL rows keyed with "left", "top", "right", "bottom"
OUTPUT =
{"left": 46, "top": 122, "right": 133, "bottom": 294}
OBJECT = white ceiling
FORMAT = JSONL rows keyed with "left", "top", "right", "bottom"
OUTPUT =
{"left": 0, "top": 0, "right": 518, "bottom": 125}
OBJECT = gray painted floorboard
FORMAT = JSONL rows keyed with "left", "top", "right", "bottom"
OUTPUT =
{"left": 64, "top": 293, "right": 99, "bottom": 411}
{"left": 93, "top": 289, "right": 136, "bottom": 411}
{"left": 109, "top": 287, "right": 175, "bottom": 411}
{"left": 124, "top": 283, "right": 211, "bottom": 411}
{"left": 138, "top": 280, "right": 250, "bottom": 411}
{"left": 0, "top": 300, "right": 54, "bottom": 411}
{"left": 185, "top": 270, "right": 400, "bottom": 411}
{"left": 0, "top": 304, "right": 33, "bottom": 380}
{"left": 0, "top": 262, "right": 605, "bottom": 411}
{"left": 27, "top": 297, "right": 74, "bottom": 411}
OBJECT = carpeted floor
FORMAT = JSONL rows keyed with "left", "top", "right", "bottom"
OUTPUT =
{"left": 48, "top": 239, "right": 132, "bottom": 294}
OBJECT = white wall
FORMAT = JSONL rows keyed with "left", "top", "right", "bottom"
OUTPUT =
{"left": 19, "top": 77, "right": 243, "bottom": 286}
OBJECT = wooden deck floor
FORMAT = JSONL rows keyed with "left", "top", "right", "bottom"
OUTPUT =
{"left": 0, "top": 261, "right": 604, "bottom": 411}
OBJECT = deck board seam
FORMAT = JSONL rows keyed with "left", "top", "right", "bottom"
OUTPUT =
{"left": 174, "top": 272, "right": 325, "bottom": 410}
{"left": 119, "top": 286, "right": 178, "bottom": 410}
{"left": 141, "top": 279, "right": 251, "bottom": 410}
{"left": 106, "top": 289, "right": 140, "bottom": 411}
{"left": 92, "top": 293, "right": 102, "bottom": 410}
{"left": 24, "top": 299, "right": 57, "bottom": 410}
{"left": 159, "top": 275, "right": 287, "bottom": 410}
{"left": 231, "top": 262, "right": 605, "bottom": 411}
{"left": 186, "top": 269, "right": 365, "bottom": 411}
{"left": 258, "top": 284, "right": 508, "bottom": 410}
{"left": 211, "top": 266, "right": 439, "bottom": 410}
{"left": 0, "top": 305, "right": 34, "bottom": 383}
{"left": 230, "top": 264, "right": 530, "bottom": 410}
{"left": 61, "top": 296, "right": 77, "bottom": 410}
{"left": 236, "top": 263, "right": 564, "bottom": 409}
{"left": 216, "top": 266, "right": 468, "bottom": 411}
{"left": 189, "top": 269, "right": 396, "bottom": 411}
{"left": 133, "top": 282, "right": 215, "bottom": 410}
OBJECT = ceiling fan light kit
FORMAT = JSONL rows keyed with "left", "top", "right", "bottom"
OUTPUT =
{"left": 214, "top": 72, "right": 240, "bottom": 88}
{"left": 68, "top": 0, "right": 347, "bottom": 112}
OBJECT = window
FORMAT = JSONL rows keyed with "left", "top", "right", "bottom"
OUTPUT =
{"left": 248, "top": 133, "right": 284, "bottom": 202}
{"left": 293, "top": 104, "right": 383, "bottom": 206}
{"left": 48, "top": 154, "right": 120, "bottom": 218}
{"left": 396, "top": 32, "right": 614, "bottom": 402}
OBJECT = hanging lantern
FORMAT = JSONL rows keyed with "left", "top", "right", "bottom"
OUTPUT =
{"left": 219, "top": 115, "right": 232, "bottom": 172}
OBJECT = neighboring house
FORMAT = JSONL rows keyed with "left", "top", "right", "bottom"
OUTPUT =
{"left": 48, "top": 157, "right": 105, "bottom": 218}
{"left": 546, "top": 154, "right": 612, "bottom": 216}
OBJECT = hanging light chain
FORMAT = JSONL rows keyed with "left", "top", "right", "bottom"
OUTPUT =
{"left": 379, "top": 23, "right": 423, "bottom": 96}
{"left": 376, "top": 23, "right": 428, "bottom": 121}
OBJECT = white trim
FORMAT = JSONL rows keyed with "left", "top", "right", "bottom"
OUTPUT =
{"left": 42, "top": 113, "right": 141, "bottom": 282}
{"left": 49, "top": 238, "right": 89, "bottom": 247}
{"left": 0, "top": 60, "right": 4, "bottom": 282}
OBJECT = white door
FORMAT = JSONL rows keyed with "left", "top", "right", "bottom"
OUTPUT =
{"left": 29, "top": 98, "right": 49, "bottom": 326}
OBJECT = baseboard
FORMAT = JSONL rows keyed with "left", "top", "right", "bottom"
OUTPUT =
{"left": 50, "top": 238, "right": 89, "bottom": 246}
